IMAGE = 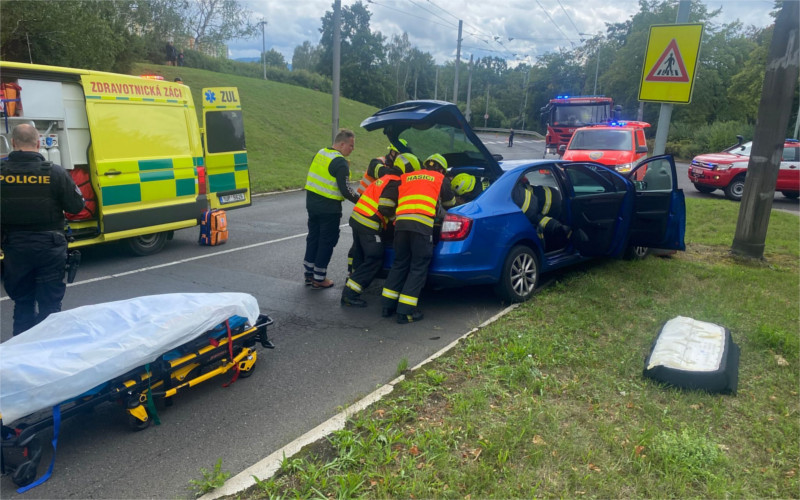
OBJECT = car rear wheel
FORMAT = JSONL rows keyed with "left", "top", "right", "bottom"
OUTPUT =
{"left": 126, "top": 232, "right": 168, "bottom": 256}
{"left": 723, "top": 176, "right": 746, "bottom": 201}
{"left": 495, "top": 245, "right": 539, "bottom": 303}
{"left": 781, "top": 191, "right": 799, "bottom": 199}
{"left": 693, "top": 184, "right": 715, "bottom": 194}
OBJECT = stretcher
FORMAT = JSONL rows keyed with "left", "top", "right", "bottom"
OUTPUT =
{"left": 0, "top": 293, "right": 274, "bottom": 490}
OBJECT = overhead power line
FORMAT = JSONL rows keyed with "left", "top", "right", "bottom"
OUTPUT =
{"left": 556, "top": 0, "right": 583, "bottom": 38}
{"left": 534, "top": 0, "right": 577, "bottom": 47}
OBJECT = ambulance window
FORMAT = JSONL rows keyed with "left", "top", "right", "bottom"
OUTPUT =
{"left": 206, "top": 110, "right": 246, "bottom": 153}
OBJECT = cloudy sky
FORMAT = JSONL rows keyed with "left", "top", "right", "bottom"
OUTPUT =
{"left": 228, "top": 0, "right": 777, "bottom": 65}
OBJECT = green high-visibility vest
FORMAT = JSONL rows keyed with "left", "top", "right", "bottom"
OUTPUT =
{"left": 305, "top": 148, "right": 345, "bottom": 201}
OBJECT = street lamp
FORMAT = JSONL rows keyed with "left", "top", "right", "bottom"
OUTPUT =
{"left": 257, "top": 20, "right": 268, "bottom": 80}
{"left": 579, "top": 32, "right": 600, "bottom": 95}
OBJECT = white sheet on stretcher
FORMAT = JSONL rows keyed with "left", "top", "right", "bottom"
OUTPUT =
{"left": 0, "top": 293, "right": 260, "bottom": 425}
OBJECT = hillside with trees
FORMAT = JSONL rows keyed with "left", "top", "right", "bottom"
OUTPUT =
{"left": 1, "top": 0, "right": 795, "bottom": 157}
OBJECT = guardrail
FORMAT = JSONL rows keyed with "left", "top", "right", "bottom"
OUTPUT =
{"left": 473, "top": 127, "right": 545, "bottom": 140}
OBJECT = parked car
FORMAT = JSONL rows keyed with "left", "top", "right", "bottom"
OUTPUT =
{"left": 361, "top": 101, "right": 685, "bottom": 303}
{"left": 688, "top": 137, "right": 800, "bottom": 201}
{"left": 561, "top": 121, "right": 651, "bottom": 173}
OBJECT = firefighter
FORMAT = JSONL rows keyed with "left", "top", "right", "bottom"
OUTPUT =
{"left": 451, "top": 172, "right": 491, "bottom": 204}
{"left": 356, "top": 139, "right": 407, "bottom": 195}
{"left": 1, "top": 124, "right": 85, "bottom": 335}
{"left": 303, "top": 129, "right": 359, "bottom": 289}
{"left": 348, "top": 140, "right": 407, "bottom": 274}
{"left": 381, "top": 153, "right": 454, "bottom": 324}
{"left": 341, "top": 173, "right": 401, "bottom": 307}
{"left": 512, "top": 177, "right": 588, "bottom": 251}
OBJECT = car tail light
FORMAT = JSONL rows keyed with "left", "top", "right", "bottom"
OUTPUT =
{"left": 197, "top": 165, "right": 207, "bottom": 195}
{"left": 440, "top": 213, "right": 473, "bottom": 241}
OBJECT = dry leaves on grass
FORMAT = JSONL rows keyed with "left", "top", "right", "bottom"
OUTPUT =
{"left": 588, "top": 463, "right": 601, "bottom": 472}
{"left": 408, "top": 445, "right": 420, "bottom": 457}
{"left": 775, "top": 355, "right": 789, "bottom": 366}
{"left": 532, "top": 435, "right": 547, "bottom": 446}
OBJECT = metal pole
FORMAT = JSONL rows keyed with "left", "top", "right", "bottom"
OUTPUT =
{"left": 593, "top": 49, "right": 599, "bottom": 94}
{"left": 522, "top": 70, "right": 530, "bottom": 129}
{"left": 484, "top": 85, "right": 489, "bottom": 127}
{"left": 652, "top": 0, "right": 690, "bottom": 156}
{"left": 453, "top": 20, "right": 462, "bottom": 105}
{"left": 465, "top": 55, "right": 473, "bottom": 122}
{"left": 434, "top": 67, "right": 439, "bottom": 100}
{"left": 259, "top": 20, "right": 267, "bottom": 80}
{"left": 331, "top": 0, "right": 341, "bottom": 143}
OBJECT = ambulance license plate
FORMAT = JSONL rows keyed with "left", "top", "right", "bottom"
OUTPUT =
{"left": 220, "top": 193, "right": 246, "bottom": 204}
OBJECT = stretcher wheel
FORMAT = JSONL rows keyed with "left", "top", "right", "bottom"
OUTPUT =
{"left": 237, "top": 362, "right": 256, "bottom": 378}
{"left": 11, "top": 461, "right": 37, "bottom": 487}
{"left": 127, "top": 413, "right": 151, "bottom": 431}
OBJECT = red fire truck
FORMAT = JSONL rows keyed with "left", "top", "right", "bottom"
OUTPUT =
{"left": 540, "top": 95, "right": 615, "bottom": 157}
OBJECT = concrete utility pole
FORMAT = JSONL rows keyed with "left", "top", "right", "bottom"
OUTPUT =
{"left": 258, "top": 20, "right": 267, "bottom": 80}
{"left": 652, "top": 0, "right": 690, "bottom": 156}
{"left": 484, "top": 85, "right": 490, "bottom": 127}
{"left": 331, "top": 0, "right": 341, "bottom": 144}
{"left": 453, "top": 20, "right": 463, "bottom": 106}
{"left": 465, "top": 55, "right": 473, "bottom": 123}
{"left": 731, "top": 0, "right": 799, "bottom": 259}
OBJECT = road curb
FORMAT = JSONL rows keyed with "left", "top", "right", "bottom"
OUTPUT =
{"left": 201, "top": 303, "right": 518, "bottom": 499}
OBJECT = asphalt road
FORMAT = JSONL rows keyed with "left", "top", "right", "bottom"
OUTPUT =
{"left": 1, "top": 134, "right": 795, "bottom": 499}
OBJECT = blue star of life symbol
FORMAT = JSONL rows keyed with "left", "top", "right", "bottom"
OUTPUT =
{"left": 205, "top": 90, "right": 216, "bottom": 103}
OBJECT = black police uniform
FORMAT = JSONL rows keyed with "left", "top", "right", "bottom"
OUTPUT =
{"left": 1, "top": 150, "right": 85, "bottom": 335}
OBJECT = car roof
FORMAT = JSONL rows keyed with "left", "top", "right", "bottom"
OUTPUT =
{"left": 360, "top": 100, "right": 503, "bottom": 177}
{"left": 575, "top": 121, "right": 650, "bottom": 132}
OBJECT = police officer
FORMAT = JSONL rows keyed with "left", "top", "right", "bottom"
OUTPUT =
{"left": 1, "top": 124, "right": 85, "bottom": 335}
{"left": 381, "top": 153, "right": 454, "bottom": 324}
{"left": 341, "top": 173, "right": 401, "bottom": 307}
{"left": 303, "top": 129, "right": 359, "bottom": 289}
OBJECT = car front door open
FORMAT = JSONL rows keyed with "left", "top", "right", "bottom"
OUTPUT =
{"left": 626, "top": 155, "right": 686, "bottom": 251}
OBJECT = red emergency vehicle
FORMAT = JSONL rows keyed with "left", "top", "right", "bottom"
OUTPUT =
{"left": 562, "top": 121, "right": 651, "bottom": 173}
{"left": 540, "top": 95, "right": 614, "bottom": 157}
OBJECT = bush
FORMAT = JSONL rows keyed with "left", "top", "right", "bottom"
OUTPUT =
{"left": 664, "top": 120, "right": 754, "bottom": 160}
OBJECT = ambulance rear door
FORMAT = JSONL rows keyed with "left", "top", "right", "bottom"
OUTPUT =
{"left": 201, "top": 87, "right": 251, "bottom": 209}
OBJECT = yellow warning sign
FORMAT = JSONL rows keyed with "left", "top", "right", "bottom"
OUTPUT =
{"left": 638, "top": 23, "right": 703, "bottom": 104}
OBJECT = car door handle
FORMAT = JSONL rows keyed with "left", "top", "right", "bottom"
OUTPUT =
{"left": 104, "top": 169, "right": 121, "bottom": 176}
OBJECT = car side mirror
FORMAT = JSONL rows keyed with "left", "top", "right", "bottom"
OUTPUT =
{"left": 558, "top": 145, "right": 567, "bottom": 154}
{"left": 636, "top": 146, "right": 648, "bottom": 154}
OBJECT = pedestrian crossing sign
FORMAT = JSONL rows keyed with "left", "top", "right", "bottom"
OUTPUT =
{"left": 639, "top": 23, "right": 703, "bottom": 104}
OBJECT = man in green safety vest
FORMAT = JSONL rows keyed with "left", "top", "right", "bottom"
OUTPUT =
{"left": 303, "top": 129, "right": 360, "bottom": 289}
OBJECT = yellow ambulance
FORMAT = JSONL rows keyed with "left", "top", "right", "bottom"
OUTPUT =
{"left": 0, "top": 62, "right": 251, "bottom": 255}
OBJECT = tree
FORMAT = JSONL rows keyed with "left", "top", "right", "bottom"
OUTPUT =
{"left": 292, "top": 41, "right": 322, "bottom": 71}
{"left": 181, "top": 0, "right": 258, "bottom": 50}
{"left": 317, "top": 1, "right": 389, "bottom": 106}
{"left": 264, "top": 48, "right": 287, "bottom": 69}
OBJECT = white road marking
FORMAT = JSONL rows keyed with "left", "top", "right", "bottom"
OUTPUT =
{"left": 0, "top": 225, "right": 351, "bottom": 302}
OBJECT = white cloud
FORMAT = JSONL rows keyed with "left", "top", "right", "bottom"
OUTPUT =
{"left": 229, "top": 0, "right": 776, "bottom": 65}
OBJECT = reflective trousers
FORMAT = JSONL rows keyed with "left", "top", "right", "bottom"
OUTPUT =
{"left": 343, "top": 226, "right": 384, "bottom": 298}
{"left": 303, "top": 212, "right": 341, "bottom": 281}
{"left": 381, "top": 230, "right": 432, "bottom": 315}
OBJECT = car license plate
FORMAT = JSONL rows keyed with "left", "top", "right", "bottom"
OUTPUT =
{"left": 220, "top": 193, "right": 246, "bottom": 204}
{"left": 691, "top": 167, "right": 703, "bottom": 176}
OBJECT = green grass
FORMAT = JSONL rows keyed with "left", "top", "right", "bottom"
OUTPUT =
{"left": 225, "top": 197, "right": 799, "bottom": 499}
{"left": 132, "top": 63, "right": 386, "bottom": 193}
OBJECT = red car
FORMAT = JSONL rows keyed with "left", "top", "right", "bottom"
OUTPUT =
{"left": 688, "top": 138, "right": 800, "bottom": 201}
{"left": 561, "top": 121, "right": 650, "bottom": 173}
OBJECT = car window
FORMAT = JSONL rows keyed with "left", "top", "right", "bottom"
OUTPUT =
{"left": 523, "top": 167, "right": 560, "bottom": 190}
{"left": 399, "top": 124, "right": 483, "bottom": 170}
{"left": 569, "top": 130, "right": 632, "bottom": 151}
{"left": 631, "top": 158, "right": 673, "bottom": 191}
{"left": 565, "top": 164, "right": 621, "bottom": 196}
{"left": 729, "top": 142, "right": 752, "bottom": 157}
{"left": 782, "top": 146, "right": 799, "bottom": 162}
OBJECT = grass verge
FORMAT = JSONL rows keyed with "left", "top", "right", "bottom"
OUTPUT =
{"left": 224, "top": 197, "right": 798, "bottom": 499}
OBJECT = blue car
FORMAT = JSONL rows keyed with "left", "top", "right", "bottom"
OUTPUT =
{"left": 361, "top": 100, "right": 686, "bottom": 303}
